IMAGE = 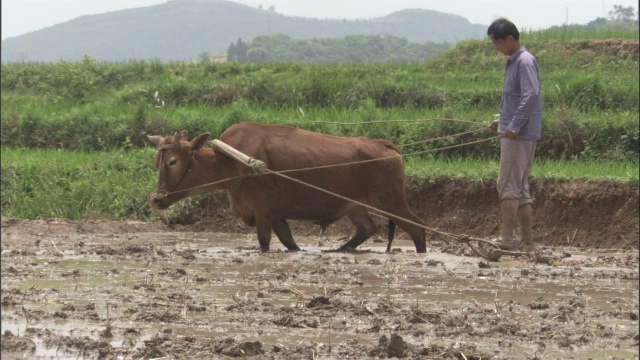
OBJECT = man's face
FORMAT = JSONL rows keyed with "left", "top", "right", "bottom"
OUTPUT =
{"left": 490, "top": 35, "right": 515, "bottom": 56}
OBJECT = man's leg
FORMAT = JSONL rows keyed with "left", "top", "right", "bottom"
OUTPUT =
{"left": 517, "top": 140, "right": 536, "bottom": 250}
{"left": 518, "top": 203, "right": 533, "bottom": 247}
{"left": 500, "top": 199, "right": 519, "bottom": 241}
{"left": 494, "top": 138, "right": 523, "bottom": 250}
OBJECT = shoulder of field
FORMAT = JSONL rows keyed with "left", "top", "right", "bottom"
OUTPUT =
{"left": 427, "top": 38, "right": 639, "bottom": 71}
{"left": 406, "top": 157, "right": 638, "bottom": 185}
{"left": 2, "top": 177, "right": 637, "bottom": 250}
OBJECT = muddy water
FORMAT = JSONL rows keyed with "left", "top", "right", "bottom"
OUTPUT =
{"left": 1, "top": 231, "right": 638, "bottom": 359}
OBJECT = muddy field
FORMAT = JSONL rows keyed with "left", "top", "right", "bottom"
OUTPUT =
{"left": 1, "top": 180, "right": 639, "bottom": 359}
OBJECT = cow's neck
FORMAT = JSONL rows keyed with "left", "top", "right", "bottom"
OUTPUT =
{"left": 193, "top": 148, "right": 241, "bottom": 189}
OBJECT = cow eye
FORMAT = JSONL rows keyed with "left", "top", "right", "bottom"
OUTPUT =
{"left": 169, "top": 158, "right": 178, "bottom": 166}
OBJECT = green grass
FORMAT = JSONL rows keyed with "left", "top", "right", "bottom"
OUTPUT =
{"left": 1, "top": 147, "right": 158, "bottom": 220}
{"left": 524, "top": 25, "right": 639, "bottom": 40}
{"left": 1, "top": 37, "right": 638, "bottom": 220}
{"left": 531, "top": 159, "right": 639, "bottom": 183}
{"left": 2, "top": 90, "right": 637, "bottom": 163}
{"left": 2, "top": 147, "right": 637, "bottom": 220}
{"left": 3, "top": 40, "right": 637, "bottom": 114}
{"left": 1, "top": 39, "right": 637, "bottom": 161}
{"left": 406, "top": 157, "right": 639, "bottom": 185}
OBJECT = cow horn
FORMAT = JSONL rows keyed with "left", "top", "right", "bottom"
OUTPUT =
{"left": 146, "top": 135, "right": 164, "bottom": 146}
{"left": 173, "top": 130, "right": 183, "bottom": 143}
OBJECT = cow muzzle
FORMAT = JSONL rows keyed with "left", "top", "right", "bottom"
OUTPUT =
{"left": 149, "top": 192, "right": 171, "bottom": 210}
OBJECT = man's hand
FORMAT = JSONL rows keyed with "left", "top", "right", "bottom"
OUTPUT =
{"left": 504, "top": 129, "right": 518, "bottom": 139}
{"left": 488, "top": 119, "right": 518, "bottom": 138}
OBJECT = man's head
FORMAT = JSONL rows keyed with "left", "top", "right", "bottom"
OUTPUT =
{"left": 487, "top": 18, "right": 521, "bottom": 56}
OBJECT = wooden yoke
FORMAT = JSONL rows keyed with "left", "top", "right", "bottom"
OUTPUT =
{"left": 211, "top": 139, "right": 267, "bottom": 175}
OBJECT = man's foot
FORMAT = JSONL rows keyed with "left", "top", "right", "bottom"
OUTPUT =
{"left": 488, "top": 237, "right": 524, "bottom": 251}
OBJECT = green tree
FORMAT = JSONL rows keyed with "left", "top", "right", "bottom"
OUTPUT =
{"left": 227, "top": 43, "right": 237, "bottom": 61}
{"left": 235, "top": 38, "right": 249, "bottom": 62}
{"left": 609, "top": 4, "right": 638, "bottom": 23}
{"left": 227, "top": 39, "right": 249, "bottom": 62}
{"left": 241, "top": 33, "right": 450, "bottom": 63}
{"left": 199, "top": 52, "right": 210, "bottom": 62}
{"left": 246, "top": 47, "right": 270, "bottom": 62}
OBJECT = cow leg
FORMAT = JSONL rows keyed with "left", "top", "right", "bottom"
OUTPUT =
{"left": 272, "top": 218, "right": 301, "bottom": 251}
{"left": 374, "top": 195, "right": 427, "bottom": 253}
{"left": 393, "top": 210, "right": 427, "bottom": 253}
{"left": 255, "top": 216, "right": 273, "bottom": 252}
{"left": 337, "top": 207, "right": 377, "bottom": 252}
{"left": 386, "top": 220, "right": 397, "bottom": 253}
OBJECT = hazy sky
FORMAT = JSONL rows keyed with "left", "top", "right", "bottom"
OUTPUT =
{"left": 2, "top": 0, "right": 637, "bottom": 40}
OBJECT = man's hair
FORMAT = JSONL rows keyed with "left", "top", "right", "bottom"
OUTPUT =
{"left": 487, "top": 18, "right": 520, "bottom": 41}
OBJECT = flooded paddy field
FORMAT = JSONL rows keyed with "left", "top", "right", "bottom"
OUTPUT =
{"left": 1, "top": 219, "right": 638, "bottom": 359}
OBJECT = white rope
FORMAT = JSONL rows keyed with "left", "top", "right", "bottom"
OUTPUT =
{"left": 162, "top": 133, "right": 499, "bottom": 196}
{"left": 163, "top": 175, "right": 249, "bottom": 196}
{"left": 307, "top": 118, "right": 483, "bottom": 125}
{"left": 161, "top": 134, "right": 503, "bottom": 246}
{"left": 262, "top": 167, "right": 507, "bottom": 248}
{"left": 277, "top": 135, "right": 499, "bottom": 174}
{"left": 397, "top": 127, "right": 489, "bottom": 148}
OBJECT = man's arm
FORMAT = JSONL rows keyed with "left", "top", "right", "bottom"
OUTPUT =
{"left": 506, "top": 58, "right": 541, "bottom": 135}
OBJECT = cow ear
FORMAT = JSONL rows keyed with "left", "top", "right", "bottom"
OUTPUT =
{"left": 181, "top": 130, "right": 189, "bottom": 140}
{"left": 190, "top": 132, "right": 211, "bottom": 151}
{"left": 147, "top": 135, "right": 164, "bottom": 147}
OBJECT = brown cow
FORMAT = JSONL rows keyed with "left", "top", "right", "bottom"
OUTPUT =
{"left": 147, "top": 122, "right": 426, "bottom": 253}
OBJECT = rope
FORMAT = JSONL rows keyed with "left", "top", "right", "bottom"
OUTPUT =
{"left": 307, "top": 118, "right": 483, "bottom": 125}
{"left": 161, "top": 135, "right": 500, "bottom": 243}
{"left": 262, "top": 167, "right": 509, "bottom": 248}
{"left": 397, "top": 127, "right": 489, "bottom": 148}
{"left": 400, "top": 136, "right": 499, "bottom": 158}
{"left": 160, "top": 134, "right": 500, "bottom": 196}
{"left": 277, "top": 135, "right": 499, "bottom": 175}
{"left": 162, "top": 175, "right": 249, "bottom": 197}
{"left": 262, "top": 168, "right": 453, "bottom": 240}
{"left": 155, "top": 126, "right": 519, "bottom": 259}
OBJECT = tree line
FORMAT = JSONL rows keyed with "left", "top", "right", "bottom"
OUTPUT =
{"left": 224, "top": 5, "right": 638, "bottom": 64}
{"left": 227, "top": 34, "right": 451, "bottom": 64}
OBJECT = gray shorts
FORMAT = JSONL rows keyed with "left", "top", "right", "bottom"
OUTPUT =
{"left": 497, "top": 138, "right": 536, "bottom": 206}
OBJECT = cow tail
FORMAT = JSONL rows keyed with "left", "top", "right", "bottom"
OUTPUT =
{"left": 386, "top": 220, "right": 396, "bottom": 253}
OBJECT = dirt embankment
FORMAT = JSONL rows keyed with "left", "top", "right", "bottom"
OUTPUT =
{"left": 1, "top": 179, "right": 637, "bottom": 250}
{"left": 412, "top": 179, "right": 639, "bottom": 249}
{"left": 144, "top": 178, "right": 639, "bottom": 251}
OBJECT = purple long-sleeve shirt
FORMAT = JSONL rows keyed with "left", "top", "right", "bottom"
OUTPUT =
{"left": 499, "top": 46, "right": 543, "bottom": 141}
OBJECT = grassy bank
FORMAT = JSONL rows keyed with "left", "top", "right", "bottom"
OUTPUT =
{"left": 1, "top": 38, "right": 638, "bottom": 220}
{"left": 1, "top": 93, "right": 638, "bottom": 163}
{"left": 1, "top": 148, "right": 157, "bottom": 220}
{"left": 405, "top": 157, "right": 639, "bottom": 183}
{"left": 2, "top": 147, "right": 637, "bottom": 221}
{"left": 1, "top": 40, "right": 638, "bottom": 162}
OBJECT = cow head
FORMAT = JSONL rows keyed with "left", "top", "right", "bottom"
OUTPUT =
{"left": 147, "top": 130, "right": 210, "bottom": 209}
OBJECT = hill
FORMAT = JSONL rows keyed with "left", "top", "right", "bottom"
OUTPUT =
{"left": 0, "top": 0, "right": 486, "bottom": 63}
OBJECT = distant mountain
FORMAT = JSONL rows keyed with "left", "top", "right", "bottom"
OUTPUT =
{"left": 0, "top": 0, "right": 486, "bottom": 63}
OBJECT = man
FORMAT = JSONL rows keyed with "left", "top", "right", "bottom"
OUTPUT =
{"left": 487, "top": 18, "right": 543, "bottom": 251}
